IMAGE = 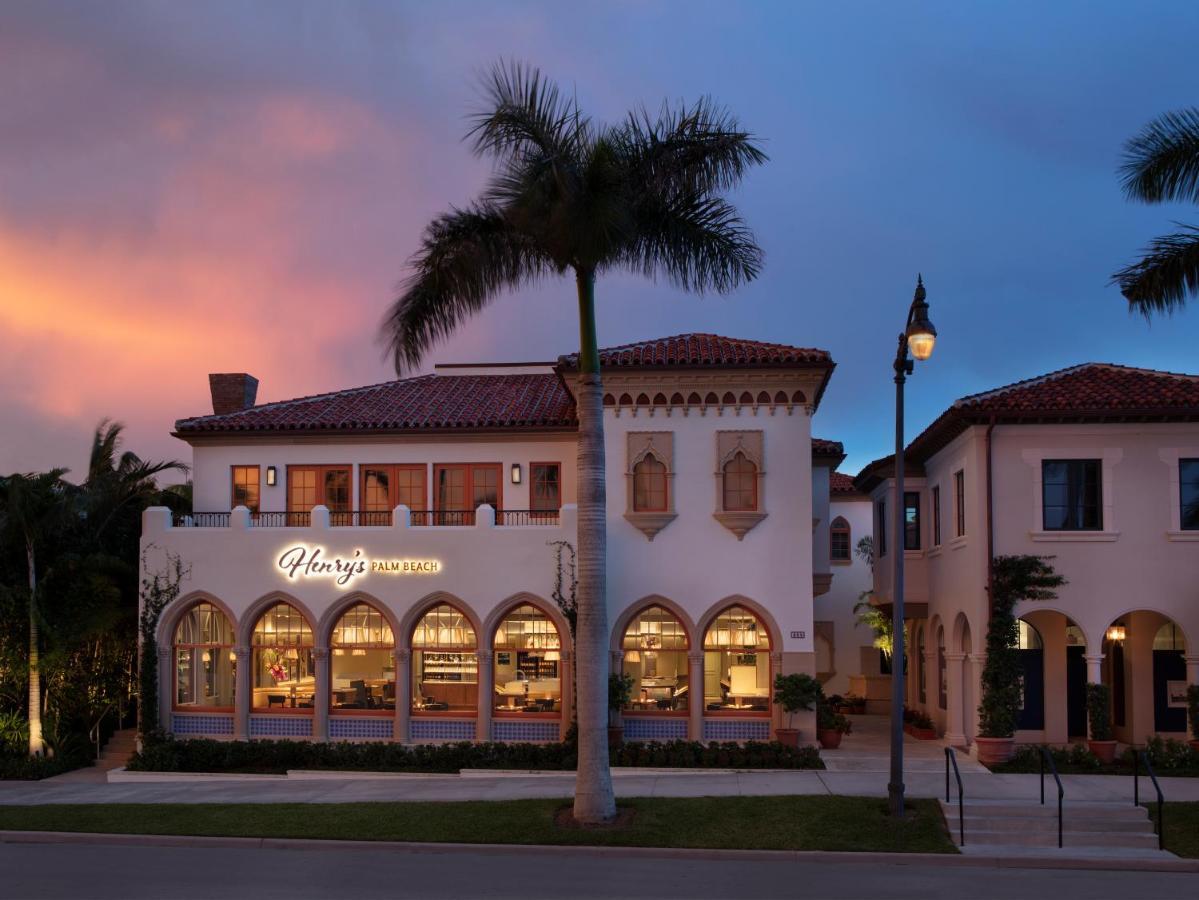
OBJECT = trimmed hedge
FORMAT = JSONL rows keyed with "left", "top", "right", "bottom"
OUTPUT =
{"left": 0, "top": 755, "right": 80, "bottom": 781}
{"left": 987, "top": 739, "right": 1199, "bottom": 777}
{"left": 128, "top": 737, "right": 824, "bottom": 774}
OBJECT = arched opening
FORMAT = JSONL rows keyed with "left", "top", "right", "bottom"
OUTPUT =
{"left": 703, "top": 605, "right": 771, "bottom": 714}
{"left": 173, "top": 601, "right": 235, "bottom": 710}
{"left": 1013, "top": 617, "right": 1044, "bottom": 730}
{"left": 410, "top": 602, "right": 478, "bottom": 714}
{"left": 1101, "top": 612, "right": 1189, "bottom": 740}
{"left": 329, "top": 603, "right": 395, "bottom": 714}
{"left": 621, "top": 606, "right": 689, "bottom": 713}
{"left": 722, "top": 452, "right": 758, "bottom": 511}
{"left": 251, "top": 603, "right": 314, "bottom": 712}
{"left": 493, "top": 603, "right": 562, "bottom": 715}
{"left": 830, "top": 516, "right": 851, "bottom": 562}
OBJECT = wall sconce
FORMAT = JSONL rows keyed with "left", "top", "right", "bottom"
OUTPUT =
{"left": 266, "top": 466, "right": 277, "bottom": 486}
{"left": 510, "top": 463, "right": 522, "bottom": 485}
{"left": 1106, "top": 624, "right": 1126, "bottom": 643}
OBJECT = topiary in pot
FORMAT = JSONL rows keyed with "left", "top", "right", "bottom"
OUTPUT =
{"left": 816, "top": 703, "right": 852, "bottom": 749}
{"left": 1086, "top": 682, "right": 1117, "bottom": 764}
{"left": 607, "top": 672, "right": 634, "bottom": 747}
{"left": 773, "top": 673, "right": 822, "bottom": 748}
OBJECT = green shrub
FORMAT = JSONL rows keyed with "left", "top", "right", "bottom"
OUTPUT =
{"left": 0, "top": 755, "right": 77, "bottom": 780}
{"left": 1087, "top": 683, "right": 1113, "bottom": 741}
{"left": 0, "top": 711, "right": 28, "bottom": 758}
{"left": 773, "top": 673, "right": 822, "bottom": 730}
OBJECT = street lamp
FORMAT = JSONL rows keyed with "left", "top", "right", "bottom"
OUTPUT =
{"left": 889, "top": 275, "right": 937, "bottom": 819}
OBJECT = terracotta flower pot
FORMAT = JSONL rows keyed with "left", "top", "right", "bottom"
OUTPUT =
{"left": 911, "top": 727, "right": 937, "bottom": 741}
{"left": 607, "top": 726, "right": 624, "bottom": 749}
{"left": 775, "top": 728, "right": 801, "bottom": 749}
{"left": 817, "top": 729, "right": 843, "bottom": 750}
{"left": 974, "top": 736, "right": 1015, "bottom": 765}
{"left": 1088, "top": 739, "right": 1117, "bottom": 765}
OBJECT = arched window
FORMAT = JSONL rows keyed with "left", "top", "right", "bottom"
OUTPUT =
{"left": 703, "top": 605, "right": 771, "bottom": 714}
{"left": 173, "top": 602, "right": 235, "bottom": 709}
{"left": 721, "top": 452, "right": 758, "bottom": 511}
{"left": 330, "top": 603, "right": 395, "bottom": 713}
{"left": 251, "top": 603, "right": 314, "bottom": 711}
{"left": 411, "top": 603, "right": 477, "bottom": 714}
{"left": 830, "top": 516, "right": 851, "bottom": 561}
{"left": 633, "top": 455, "right": 668, "bottom": 511}
{"left": 621, "top": 606, "right": 689, "bottom": 712}
{"left": 494, "top": 604, "right": 561, "bottom": 714}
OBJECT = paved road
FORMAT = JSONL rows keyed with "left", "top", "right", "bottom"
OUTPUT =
{"left": 1, "top": 841, "right": 1195, "bottom": 899}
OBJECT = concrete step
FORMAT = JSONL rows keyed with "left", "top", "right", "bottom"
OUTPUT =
{"left": 940, "top": 799, "right": 1162, "bottom": 851}
{"left": 952, "top": 829, "right": 1162, "bottom": 849}
{"left": 956, "top": 815, "right": 1154, "bottom": 833}
{"left": 949, "top": 800, "right": 1146, "bottom": 818}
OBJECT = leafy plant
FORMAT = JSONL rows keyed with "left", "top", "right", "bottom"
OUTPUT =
{"left": 1087, "top": 683, "right": 1113, "bottom": 742}
{"left": 853, "top": 594, "right": 893, "bottom": 662}
{"left": 0, "top": 711, "right": 28, "bottom": 757}
{"left": 817, "top": 704, "right": 852, "bottom": 735}
{"left": 608, "top": 672, "right": 634, "bottom": 726}
{"left": 138, "top": 548, "right": 190, "bottom": 742}
{"left": 977, "top": 555, "right": 1064, "bottom": 738}
{"left": 772, "top": 673, "right": 822, "bottom": 730}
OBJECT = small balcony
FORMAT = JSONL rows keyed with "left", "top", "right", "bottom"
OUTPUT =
{"left": 168, "top": 505, "right": 563, "bottom": 529}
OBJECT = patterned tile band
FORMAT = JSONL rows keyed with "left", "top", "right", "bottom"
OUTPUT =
{"left": 490, "top": 720, "right": 560, "bottom": 743}
{"left": 410, "top": 719, "right": 477, "bottom": 742}
{"left": 249, "top": 715, "right": 314, "bottom": 738}
{"left": 624, "top": 717, "right": 688, "bottom": 741}
{"left": 702, "top": 719, "right": 771, "bottom": 741}
{"left": 171, "top": 713, "right": 234, "bottom": 736}
{"left": 329, "top": 717, "right": 394, "bottom": 740}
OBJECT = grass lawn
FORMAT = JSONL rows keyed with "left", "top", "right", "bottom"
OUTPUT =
{"left": 1158, "top": 802, "right": 1199, "bottom": 859}
{"left": 0, "top": 796, "right": 954, "bottom": 854}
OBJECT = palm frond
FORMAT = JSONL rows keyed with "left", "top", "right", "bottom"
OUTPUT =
{"left": 618, "top": 193, "right": 763, "bottom": 294}
{"left": 468, "top": 60, "right": 590, "bottom": 167}
{"left": 1119, "top": 108, "right": 1199, "bottom": 204}
{"left": 618, "top": 97, "right": 768, "bottom": 196}
{"left": 381, "top": 204, "right": 552, "bottom": 373}
{"left": 1113, "top": 224, "right": 1199, "bottom": 316}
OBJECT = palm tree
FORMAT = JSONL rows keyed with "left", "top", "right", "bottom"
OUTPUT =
{"left": 382, "top": 62, "right": 766, "bottom": 823}
{"left": 0, "top": 469, "right": 71, "bottom": 756}
{"left": 1114, "top": 108, "right": 1199, "bottom": 315}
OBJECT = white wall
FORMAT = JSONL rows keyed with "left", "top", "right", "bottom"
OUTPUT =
{"left": 819, "top": 495, "right": 875, "bottom": 695}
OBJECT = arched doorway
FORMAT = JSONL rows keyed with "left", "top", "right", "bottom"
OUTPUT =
{"left": 1014, "top": 618, "right": 1044, "bottom": 731}
{"left": 1101, "top": 611, "right": 1189, "bottom": 743}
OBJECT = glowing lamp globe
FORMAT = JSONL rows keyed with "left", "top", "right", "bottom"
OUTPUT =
{"left": 907, "top": 328, "right": 936, "bottom": 361}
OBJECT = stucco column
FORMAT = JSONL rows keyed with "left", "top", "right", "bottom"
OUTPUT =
{"left": 312, "top": 647, "right": 329, "bottom": 742}
{"left": 394, "top": 650, "right": 411, "bottom": 743}
{"left": 157, "top": 647, "right": 172, "bottom": 734}
{"left": 968, "top": 651, "right": 985, "bottom": 743}
{"left": 1186, "top": 655, "right": 1199, "bottom": 686}
{"left": 688, "top": 652, "right": 704, "bottom": 741}
{"left": 944, "top": 652, "right": 966, "bottom": 746}
{"left": 476, "top": 650, "right": 493, "bottom": 742}
{"left": 559, "top": 649, "right": 573, "bottom": 741}
{"left": 1084, "top": 654, "right": 1104, "bottom": 686}
{"left": 233, "top": 646, "right": 250, "bottom": 740}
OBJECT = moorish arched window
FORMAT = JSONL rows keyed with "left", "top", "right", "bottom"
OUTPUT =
{"left": 703, "top": 605, "right": 771, "bottom": 714}
{"left": 411, "top": 603, "right": 477, "bottom": 714}
{"left": 621, "top": 606, "right": 689, "bottom": 712}
{"left": 722, "top": 452, "right": 758, "bottom": 511}
{"left": 251, "top": 603, "right": 314, "bottom": 712}
{"left": 173, "top": 602, "right": 235, "bottom": 709}
{"left": 830, "top": 516, "right": 851, "bottom": 561}
{"left": 329, "top": 603, "right": 395, "bottom": 713}
{"left": 633, "top": 455, "right": 668, "bottom": 511}
{"left": 493, "top": 603, "right": 561, "bottom": 715}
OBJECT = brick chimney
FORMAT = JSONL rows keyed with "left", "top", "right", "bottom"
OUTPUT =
{"left": 208, "top": 373, "right": 259, "bottom": 415}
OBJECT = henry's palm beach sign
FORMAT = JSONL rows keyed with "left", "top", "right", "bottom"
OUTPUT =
{"left": 277, "top": 545, "right": 440, "bottom": 587}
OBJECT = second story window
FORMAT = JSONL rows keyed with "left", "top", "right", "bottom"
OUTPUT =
{"left": 362, "top": 465, "right": 426, "bottom": 525}
{"left": 288, "top": 465, "right": 351, "bottom": 525}
{"left": 830, "top": 516, "right": 851, "bottom": 561}
{"left": 1182, "top": 459, "right": 1199, "bottom": 531}
{"left": 1042, "top": 459, "right": 1101, "bottom": 531}
{"left": 932, "top": 484, "right": 941, "bottom": 546}
{"left": 633, "top": 456, "right": 668, "bottom": 511}
{"left": 530, "top": 463, "right": 561, "bottom": 511}
{"left": 721, "top": 452, "right": 758, "bottom": 511}
{"left": 954, "top": 470, "right": 966, "bottom": 537}
{"left": 876, "top": 499, "right": 887, "bottom": 557}
{"left": 231, "top": 465, "right": 260, "bottom": 513}
{"left": 903, "top": 491, "right": 921, "bottom": 551}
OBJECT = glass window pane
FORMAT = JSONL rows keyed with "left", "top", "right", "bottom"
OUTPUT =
{"left": 621, "top": 607, "right": 688, "bottom": 712}
{"left": 1182, "top": 459, "right": 1199, "bottom": 530}
{"left": 493, "top": 604, "right": 561, "bottom": 714}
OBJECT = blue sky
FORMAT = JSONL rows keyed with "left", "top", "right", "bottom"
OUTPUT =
{"left": 2, "top": 0, "right": 1197, "bottom": 476}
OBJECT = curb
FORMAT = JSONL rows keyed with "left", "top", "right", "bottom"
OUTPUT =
{"left": 2, "top": 830, "right": 1196, "bottom": 872}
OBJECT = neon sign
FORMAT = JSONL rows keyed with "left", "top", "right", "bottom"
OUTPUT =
{"left": 277, "top": 545, "right": 440, "bottom": 587}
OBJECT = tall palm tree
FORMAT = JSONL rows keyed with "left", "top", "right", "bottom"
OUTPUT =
{"left": 1114, "top": 108, "right": 1199, "bottom": 315}
{"left": 0, "top": 469, "right": 71, "bottom": 756}
{"left": 383, "top": 62, "right": 766, "bottom": 823}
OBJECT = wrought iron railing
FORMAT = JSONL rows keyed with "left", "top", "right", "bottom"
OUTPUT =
{"left": 944, "top": 746, "right": 965, "bottom": 847}
{"left": 173, "top": 507, "right": 559, "bottom": 528}
{"left": 172, "top": 512, "right": 230, "bottom": 527}
{"left": 496, "top": 509, "right": 560, "bottom": 526}
{"left": 1039, "top": 746, "right": 1064, "bottom": 848}
{"left": 1134, "top": 749, "right": 1165, "bottom": 851}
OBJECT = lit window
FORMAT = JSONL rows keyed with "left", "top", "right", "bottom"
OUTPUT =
{"left": 250, "top": 603, "right": 314, "bottom": 711}
{"left": 173, "top": 602, "right": 235, "bottom": 709}
{"left": 330, "top": 604, "right": 395, "bottom": 713}
{"left": 411, "top": 603, "right": 477, "bottom": 714}
{"left": 231, "top": 466, "right": 260, "bottom": 513}
{"left": 493, "top": 604, "right": 561, "bottom": 715}
{"left": 531, "top": 463, "right": 561, "bottom": 512}
{"left": 703, "top": 606, "right": 770, "bottom": 714}
{"left": 721, "top": 452, "right": 758, "bottom": 511}
{"left": 621, "top": 607, "right": 689, "bottom": 713}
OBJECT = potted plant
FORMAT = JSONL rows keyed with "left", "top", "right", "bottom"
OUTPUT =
{"left": 1085, "top": 682, "right": 1117, "bottom": 764}
{"left": 907, "top": 709, "right": 937, "bottom": 740}
{"left": 827, "top": 693, "right": 848, "bottom": 715}
{"left": 1188, "top": 685, "right": 1199, "bottom": 753}
{"left": 976, "top": 555, "right": 1064, "bottom": 766}
{"left": 608, "top": 672, "right": 634, "bottom": 748}
{"left": 817, "top": 703, "right": 852, "bottom": 749}
{"left": 845, "top": 693, "right": 867, "bottom": 715}
{"left": 772, "top": 672, "right": 822, "bottom": 748}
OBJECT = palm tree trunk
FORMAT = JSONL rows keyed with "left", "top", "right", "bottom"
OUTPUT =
{"left": 571, "top": 268, "right": 616, "bottom": 824}
{"left": 26, "top": 537, "right": 43, "bottom": 757}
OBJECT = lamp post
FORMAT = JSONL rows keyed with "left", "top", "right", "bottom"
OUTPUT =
{"left": 888, "top": 275, "right": 937, "bottom": 819}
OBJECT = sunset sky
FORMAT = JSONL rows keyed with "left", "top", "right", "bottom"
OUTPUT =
{"left": 2, "top": 1, "right": 1198, "bottom": 480}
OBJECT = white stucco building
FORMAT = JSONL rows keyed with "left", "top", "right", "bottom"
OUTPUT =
{"left": 143, "top": 334, "right": 846, "bottom": 744}
{"left": 856, "top": 363, "right": 1199, "bottom": 748}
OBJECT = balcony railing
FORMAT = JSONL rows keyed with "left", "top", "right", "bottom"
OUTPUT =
{"left": 171, "top": 508, "right": 561, "bottom": 528}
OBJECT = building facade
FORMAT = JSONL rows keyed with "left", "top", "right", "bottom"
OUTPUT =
{"left": 856, "top": 363, "right": 1199, "bottom": 748}
{"left": 143, "top": 334, "right": 841, "bottom": 744}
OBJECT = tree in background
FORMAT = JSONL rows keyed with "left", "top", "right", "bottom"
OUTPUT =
{"left": 1114, "top": 108, "right": 1199, "bottom": 315}
{"left": 381, "top": 61, "right": 765, "bottom": 823}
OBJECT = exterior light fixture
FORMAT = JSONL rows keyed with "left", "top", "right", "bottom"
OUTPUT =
{"left": 905, "top": 277, "right": 937, "bottom": 361}
{"left": 510, "top": 463, "right": 522, "bottom": 485}
{"left": 1106, "top": 624, "right": 1126, "bottom": 643}
{"left": 266, "top": 466, "right": 277, "bottom": 486}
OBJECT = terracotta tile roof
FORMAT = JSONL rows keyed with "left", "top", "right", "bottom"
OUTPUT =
{"left": 175, "top": 373, "right": 576, "bottom": 435}
{"left": 811, "top": 437, "right": 845, "bottom": 460}
{"left": 558, "top": 333, "right": 831, "bottom": 369}
{"left": 830, "top": 472, "right": 859, "bottom": 494}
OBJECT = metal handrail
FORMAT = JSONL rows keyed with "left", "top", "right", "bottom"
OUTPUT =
{"left": 1039, "top": 746, "right": 1064, "bottom": 848}
{"left": 88, "top": 701, "right": 120, "bottom": 761}
{"left": 496, "top": 509, "right": 560, "bottom": 526}
{"left": 944, "top": 747, "right": 965, "bottom": 846}
{"left": 1134, "top": 750, "right": 1164, "bottom": 851}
